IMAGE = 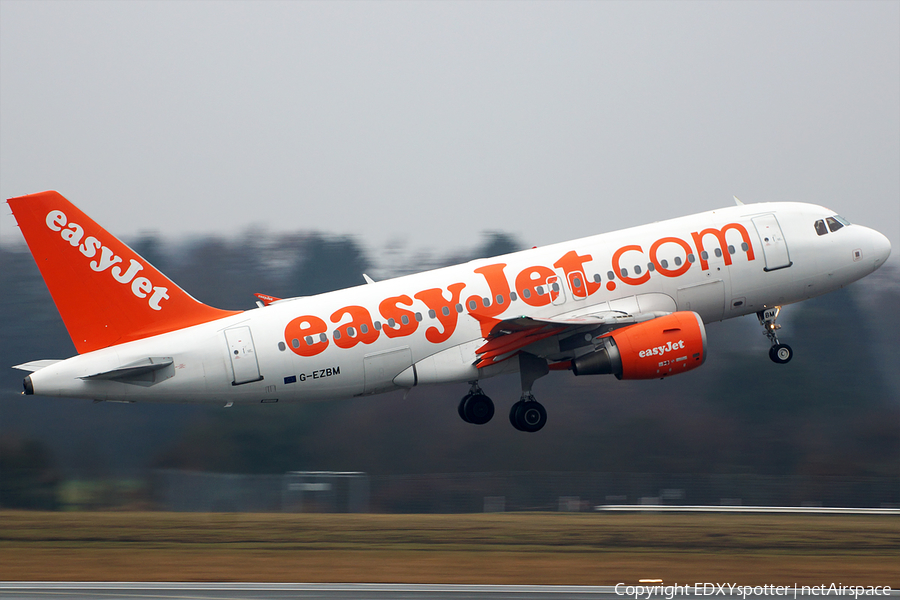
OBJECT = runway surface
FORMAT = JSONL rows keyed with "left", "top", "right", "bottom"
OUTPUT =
{"left": 0, "top": 583, "right": 896, "bottom": 600}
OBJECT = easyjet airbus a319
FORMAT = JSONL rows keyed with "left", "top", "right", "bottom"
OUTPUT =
{"left": 8, "top": 191, "right": 891, "bottom": 432}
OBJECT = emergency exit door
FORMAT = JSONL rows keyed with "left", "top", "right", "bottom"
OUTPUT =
{"left": 752, "top": 214, "right": 792, "bottom": 272}
{"left": 225, "top": 326, "right": 263, "bottom": 385}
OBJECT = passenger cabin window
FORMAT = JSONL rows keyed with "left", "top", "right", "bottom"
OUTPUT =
{"left": 826, "top": 216, "right": 844, "bottom": 232}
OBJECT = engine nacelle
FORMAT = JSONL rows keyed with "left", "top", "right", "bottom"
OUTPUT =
{"left": 572, "top": 311, "right": 707, "bottom": 380}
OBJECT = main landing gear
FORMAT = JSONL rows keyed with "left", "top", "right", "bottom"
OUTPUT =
{"left": 457, "top": 352, "right": 551, "bottom": 432}
{"left": 509, "top": 397, "right": 547, "bottom": 433}
{"left": 509, "top": 352, "right": 549, "bottom": 432}
{"left": 757, "top": 306, "right": 793, "bottom": 364}
{"left": 458, "top": 382, "right": 494, "bottom": 425}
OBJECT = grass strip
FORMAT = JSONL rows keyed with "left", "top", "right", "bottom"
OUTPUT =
{"left": 1, "top": 511, "right": 897, "bottom": 584}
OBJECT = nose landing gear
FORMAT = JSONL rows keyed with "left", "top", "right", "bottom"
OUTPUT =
{"left": 758, "top": 307, "right": 793, "bottom": 364}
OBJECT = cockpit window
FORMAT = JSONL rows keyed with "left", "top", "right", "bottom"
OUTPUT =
{"left": 826, "top": 216, "right": 844, "bottom": 232}
{"left": 814, "top": 220, "right": 827, "bottom": 236}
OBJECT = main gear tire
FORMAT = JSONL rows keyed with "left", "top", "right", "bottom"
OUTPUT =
{"left": 512, "top": 401, "right": 547, "bottom": 433}
{"left": 463, "top": 393, "right": 494, "bottom": 425}
{"left": 509, "top": 401, "right": 523, "bottom": 430}
{"left": 458, "top": 393, "right": 472, "bottom": 423}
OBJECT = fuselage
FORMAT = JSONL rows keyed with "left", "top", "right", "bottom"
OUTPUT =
{"left": 25, "top": 201, "right": 891, "bottom": 404}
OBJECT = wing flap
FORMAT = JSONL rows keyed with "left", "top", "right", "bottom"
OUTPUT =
{"left": 475, "top": 324, "right": 568, "bottom": 367}
{"left": 474, "top": 310, "right": 672, "bottom": 369}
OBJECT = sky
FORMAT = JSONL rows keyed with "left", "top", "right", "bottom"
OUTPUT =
{"left": 1, "top": 0, "right": 898, "bottom": 264}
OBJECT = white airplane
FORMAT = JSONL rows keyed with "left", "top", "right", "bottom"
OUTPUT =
{"left": 8, "top": 191, "right": 891, "bottom": 432}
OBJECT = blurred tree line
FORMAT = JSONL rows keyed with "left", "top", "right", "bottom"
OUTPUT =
{"left": 0, "top": 229, "right": 897, "bottom": 509}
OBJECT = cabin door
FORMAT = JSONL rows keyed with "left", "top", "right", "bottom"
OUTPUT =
{"left": 752, "top": 214, "right": 792, "bottom": 271}
{"left": 225, "top": 326, "right": 263, "bottom": 385}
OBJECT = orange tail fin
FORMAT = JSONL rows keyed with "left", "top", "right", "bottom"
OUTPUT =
{"left": 8, "top": 191, "right": 240, "bottom": 353}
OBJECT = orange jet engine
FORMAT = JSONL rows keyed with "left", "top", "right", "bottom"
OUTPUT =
{"left": 572, "top": 311, "right": 707, "bottom": 380}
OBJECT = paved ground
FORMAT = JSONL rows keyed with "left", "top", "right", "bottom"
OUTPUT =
{"left": 0, "top": 583, "right": 897, "bottom": 600}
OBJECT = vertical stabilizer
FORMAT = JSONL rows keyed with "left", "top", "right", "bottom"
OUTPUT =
{"left": 8, "top": 191, "right": 240, "bottom": 353}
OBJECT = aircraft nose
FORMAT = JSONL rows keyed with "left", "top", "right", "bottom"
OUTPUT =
{"left": 871, "top": 229, "right": 891, "bottom": 266}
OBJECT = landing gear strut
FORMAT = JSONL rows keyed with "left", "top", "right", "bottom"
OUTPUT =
{"left": 758, "top": 306, "right": 793, "bottom": 364}
{"left": 458, "top": 382, "right": 494, "bottom": 425}
{"left": 457, "top": 353, "right": 552, "bottom": 431}
{"left": 509, "top": 352, "right": 549, "bottom": 432}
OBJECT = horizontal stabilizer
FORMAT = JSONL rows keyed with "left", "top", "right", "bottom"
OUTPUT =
{"left": 12, "top": 359, "right": 63, "bottom": 372}
{"left": 80, "top": 357, "right": 174, "bottom": 383}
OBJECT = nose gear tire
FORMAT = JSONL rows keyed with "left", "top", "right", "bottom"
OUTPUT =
{"left": 770, "top": 343, "right": 793, "bottom": 364}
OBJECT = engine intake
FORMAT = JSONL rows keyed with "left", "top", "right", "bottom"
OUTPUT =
{"left": 572, "top": 311, "right": 707, "bottom": 380}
